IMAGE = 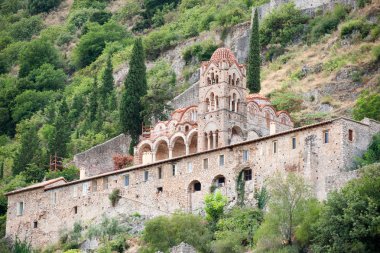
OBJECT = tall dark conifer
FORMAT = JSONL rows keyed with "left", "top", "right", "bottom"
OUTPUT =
{"left": 51, "top": 100, "right": 70, "bottom": 158}
{"left": 119, "top": 38, "right": 147, "bottom": 154}
{"left": 100, "top": 55, "right": 114, "bottom": 105}
{"left": 13, "top": 124, "right": 40, "bottom": 175}
{"left": 247, "top": 8, "right": 261, "bottom": 93}
{"left": 88, "top": 77, "right": 99, "bottom": 123}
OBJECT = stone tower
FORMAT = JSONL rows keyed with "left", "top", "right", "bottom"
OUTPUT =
{"left": 197, "top": 48, "right": 248, "bottom": 152}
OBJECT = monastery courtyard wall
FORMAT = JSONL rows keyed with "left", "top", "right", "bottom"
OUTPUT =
{"left": 5, "top": 117, "right": 380, "bottom": 249}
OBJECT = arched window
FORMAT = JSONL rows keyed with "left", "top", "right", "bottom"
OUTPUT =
{"left": 236, "top": 78, "right": 240, "bottom": 86}
{"left": 206, "top": 98, "right": 210, "bottom": 112}
{"left": 265, "top": 112, "right": 270, "bottom": 127}
{"left": 228, "top": 75, "right": 231, "bottom": 84}
{"left": 207, "top": 77, "right": 211, "bottom": 85}
{"left": 216, "top": 75, "right": 219, "bottom": 84}
{"left": 232, "top": 73, "right": 235, "bottom": 85}
{"left": 211, "top": 73, "right": 215, "bottom": 84}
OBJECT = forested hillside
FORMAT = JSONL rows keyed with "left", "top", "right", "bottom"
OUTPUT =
{"left": 0, "top": 0, "right": 379, "bottom": 247}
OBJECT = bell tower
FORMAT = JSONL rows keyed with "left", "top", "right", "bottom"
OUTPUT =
{"left": 197, "top": 48, "right": 248, "bottom": 152}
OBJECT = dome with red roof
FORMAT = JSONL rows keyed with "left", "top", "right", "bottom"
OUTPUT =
{"left": 210, "top": 48, "right": 237, "bottom": 63}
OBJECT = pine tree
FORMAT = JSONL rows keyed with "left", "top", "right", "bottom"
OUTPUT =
{"left": 13, "top": 124, "right": 40, "bottom": 175}
{"left": 247, "top": 8, "right": 261, "bottom": 93}
{"left": 120, "top": 38, "right": 147, "bottom": 154}
{"left": 88, "top": 77, "right": 99, "bottom": 123}
{"left": 99, "top": 55, "right": 114, "bottom": 105}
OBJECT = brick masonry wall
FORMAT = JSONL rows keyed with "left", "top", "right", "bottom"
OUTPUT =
{"left": 6, "top": 118, "right": 379, "bottom": 249}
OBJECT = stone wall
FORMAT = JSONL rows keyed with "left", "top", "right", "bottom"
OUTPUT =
{"left": 255, "top": 0, "right": 357, "bottom": 20}
{"left": 73, "top": 134, "right": 131, "bottom": 178}
{"left": 6, "top": 118, "right": 379, "bottom": 249}
{"left": 168, "top": 82, "right": 199, "bottom": 110}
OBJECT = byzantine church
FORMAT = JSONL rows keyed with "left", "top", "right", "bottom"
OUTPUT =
{"left": 134, "top": 48, "right": 294, "bottom": 165}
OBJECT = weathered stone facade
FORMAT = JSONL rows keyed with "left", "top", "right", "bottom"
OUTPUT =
{"left": 5, "top": 116, "right": 380, "bottom": 249}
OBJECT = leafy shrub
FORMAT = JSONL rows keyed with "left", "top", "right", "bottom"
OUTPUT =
{"left": 356, "top": 0, "right": 371, "bottom": 8}
{"left": 28, "top": 0, "right": 62, "bottom": 15}
{"left": 340, "top": 19, "right": 371, "bottom": 39}
{"left": 370, "top": 25, "right": 380, "bottom": 40}
{"left": 356, "top": 133, "right": 380, "bottom": 166}
{"left": 269, "top": 91, "right": 303, "bottom": 112}
{"left": 353, "top": 89, "right": 380, "bottom": 121}
{"left": 45, "top": 165, "right": 80, "bottom": 181}
{"left": 89, "top": 10, "right": 112, "bottom": 25}
{"left": 19, "top": 39, "right": 61, "bottom": 77}
{"left": 308, "top": 4, "right": 348, "bottom": 42}
{"left": 110, "top": 234, "right": 129, "bottom": 253}
{"left": 8, "top": 16, "right": 44, "bottom": 41}
{"left": 311, "top": 163, "right": 380, "bottom": 252}
{"left": 72, "top": 0, "right": 109, "bottom": 10}
{"left": 72, "top": 21, "right": 128, "bottom": 68}
{"left": 67, "top": 8, "right": 108, "bottom": 32}
{"left": 372, "top": 44, "right": 380, "bottom": 62}
{"left": 141, "top": 213, "right": 212, "bottom": 252}
{"left": 182, "top": 40, "right": 218, "bottom": 64}
{"left": 260, "top": 3, "right": 308, "bottom": 46}
{"left": 27, "top": 63, "right": 66, "bottom": 91}
{"left": 265, "top": 45, "right": 286, "bottom": 61}
{"left": 109, "top": 189, "right": 121, "bottom": 207}
{"left": 212, "top": 207, "right": 263, "bottom": 252}
{"left": 12, "top": 238, "right": 33, "bottom": 253}
{"left": 323, "top": 56, "right": 347, "bottom": 72}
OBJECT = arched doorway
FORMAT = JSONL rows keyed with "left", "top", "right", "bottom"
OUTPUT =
{"left": 231, "top": 126, "right": 243, "bottom": 144}
{"left": 211, "top": 175, "right": 227, "bottom": 194}
{"left": 137, "top": 142, "right": 153, "bottom": 164}
{"left": 188, "top": 180, "right": 203, "bottom": 213}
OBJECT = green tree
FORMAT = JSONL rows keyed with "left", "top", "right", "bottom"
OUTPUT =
{"left": 50, "top": 100, "right": 71, "bottom": 158}
{"left": 204, "top": 190, "right": 228, "bottom": 226}
{"left": 119, "top": 38, "right": 147, "bottom": 154}
{"left": 353, "top": 89, "right": 380, "bottom": 121}
{"left": 22, "top": 163, "right": 46, "bottom": 183}
{"left": 28, "top": 0, "right": 62, "bottom": 14}
{"left": 212, "top": 207, "right": 263, "bottom": 252}
{"left": 141, "top": 213, "right": 212, "bottom": 253}
{"left": 19, "top": 39, "right": 61, "bottom": 77}
{"left": 72, "top": 21, "right": 127, "bottom": 69}
{"left": 8, "top": 16, "right": 44, "bottom": 41}
{"left": 99, "top": 55, "right": 114, "bottom": 105}
{"left": 13, "top": 124, "right": 40, "bottom": 175}
{"left": 311, "top": 163, "right": 380, "bottom": 253}
{"left": 254, "top": 172, "right": 311, "bottom": 250}
{"left": 45, "top": 165, "right": 79, "bottom": 182}
{"left": 247, "top": 8, "right": 261, "bottom": 93}
{"left": 27, "top": 63, "right": 66, "bottom": 91}
{"left": 88, "top": 77, "right": 99, "bottom": 123}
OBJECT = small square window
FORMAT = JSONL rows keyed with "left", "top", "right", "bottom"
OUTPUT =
{"left": 243, "top": 150, "right": 249, "bottom": 162}
{"left": 144, "top": 171, "right": 149, "bottom": 182}
{"left": 73, "top": 186, "right": 77, "bottom": 198}
{"left": 219, "top": 155, "right": 225, "bottom": 166}
{"left": 324, "top": 130, "right": 329, "bottom": 144}
{"left": 82, "top": 183, "right": 89, "bottom": 196}
{"left": 187, "top": 162, "right": 193, "bottom": 173}
{"left": 158, "top": 167, "right": 162, "bottom": 179}
{"left": 124, "top": 175, "right": 130, "bottom": 186}
{"left": 51, "top": 192, "right": 57, "bottom": 204}
{"left": 292, "top": 137, "right": 296, "bottom": 149}
{"left": 74, "top": 206, "right": 78, "bottom": 214}
{"left": 33, "top": 221, "right": 38, "bottom": 228}
{"left": 273, "top": 141, "right": 277, "bottom": 153}
{"left": 203, "top": 159, "right": 208, "bottom": 169}
{"left": 244, "top": 169, "right": 252, "bottom": 181}
{"left": 157, "top": 187, "right": 163, "bottom": 193}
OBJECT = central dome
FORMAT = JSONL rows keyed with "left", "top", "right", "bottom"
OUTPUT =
{"left": 209, "top": 48, "right": 237, "bottom": 63}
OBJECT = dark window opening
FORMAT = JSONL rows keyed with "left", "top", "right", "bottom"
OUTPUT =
{"left": 144, "top": 171, "right": 149, "bottom": 182}
{"left": 157, "top": 187, "right": 163, "bottom": 193}
{"left": 158, "top": 167, "right": 162, "bottom": 179}
{"left": 172, "top": 164, "right": 176, "bottom": 176}
{"left": 33, "top": 221, "right": 38, "bottom": 228}
{"left": 74, "top": 206, "right": 78, "bottom": 214}
{"left": 273, "top": 141, "right": 277, "bottom": 153}
{"left": 292, "top": 137, "right": 296, "bottom": 149}
{"left": 244, "top": 169, "right": 252, "bottom": 181}
{"left": 324, "top": 130, "right": 329, "bottom": 144}
{"left": 218, "top": 177, "right": 225, "bottom": 184}
{"left": 348, "top": 129, "right": 353, "bottom": 141}
{"left": 194, "top": 182, "right": 201, "bottom": 192}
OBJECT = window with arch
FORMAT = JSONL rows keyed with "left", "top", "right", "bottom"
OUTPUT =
{"left": 243, "top": 169, "right": 252, "bottom": 181}
{"left": 236, "top": 78, "right": 239, "bottom": 86}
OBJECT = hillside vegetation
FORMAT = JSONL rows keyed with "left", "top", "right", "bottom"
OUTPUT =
{"left": 0, "top": 0, "right": 379, "bottom": 250}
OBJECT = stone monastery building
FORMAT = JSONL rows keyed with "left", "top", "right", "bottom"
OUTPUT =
{"left": 5, "top": 48, "right": 380, "bottom": 249}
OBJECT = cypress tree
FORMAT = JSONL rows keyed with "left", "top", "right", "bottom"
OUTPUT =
{"left": 13, "top": 124, "right": 40, "bottom": 175}
{"left": 99, "top": 55, "right": 114, "bottom": 105}
{"left": 247, "top": 8, "right": 261, "bottom": 93}
{"left": 120, "top": 38, "right": 147, "bottom": 154}
{"left": 88, "top": 77, "right": 99, "bottom": 123}
{"left": 51, "top": 100, "right": 71, "bottom": 158}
